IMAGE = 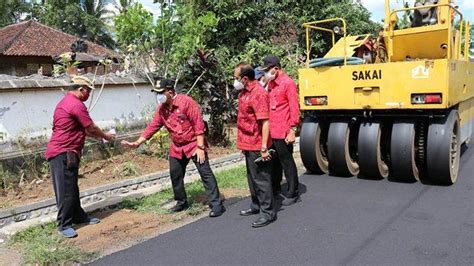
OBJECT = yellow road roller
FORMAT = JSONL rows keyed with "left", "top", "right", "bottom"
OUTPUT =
{"left": 299, "top": 0, "right": 473, "bottom": 185}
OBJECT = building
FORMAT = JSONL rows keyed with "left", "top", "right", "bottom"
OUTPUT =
{"left": 0, "top": 20, "right": 120, "bottom": 76}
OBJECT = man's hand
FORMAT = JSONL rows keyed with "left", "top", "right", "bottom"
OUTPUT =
{"left": 261, "top": 150, "right": 271, "bottom": 161}
{"left": 104, "top": 132, "right": 115, "bottom": 141}
{"left": 285, "top": 130, "right": 296, "bottom": 144}
{"left": 121, "top": 140, "right": 140, "bottom": 149}
{"left": 195, "top": 149, "right": 206, "bottom": 164}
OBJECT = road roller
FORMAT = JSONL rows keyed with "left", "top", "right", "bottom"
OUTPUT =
{"left": 299, "top": 0, "right": 473, "bottom": 185}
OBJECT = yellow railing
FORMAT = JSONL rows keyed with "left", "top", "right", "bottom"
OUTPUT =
{"left": 387, "top": 4, "right": 467, "bottom": 61}
{"left": 303, "top": 18, "right": 347, "bottom": 67}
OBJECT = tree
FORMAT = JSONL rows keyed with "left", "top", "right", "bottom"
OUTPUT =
{"left": 114, "top": 0, "right": 134, "bottom": 13}
{"left": 114, "top": 0, "right": 381, "bottom": 145}
{"left": 80, "top": 0, "right": 116, "bottom": 48}
{"left": 0, "top": 0, "right": 31, "bottom": 27}
{"left": 28, "top": 0, "right": 115, "bottom": 48}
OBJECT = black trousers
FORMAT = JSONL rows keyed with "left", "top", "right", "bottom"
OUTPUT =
{"left": 271, "top": 139, "right": 299, "bottom": 198}
{"left": 244, "top": 151, "right": 275, "bottom": 219}
{"left": 49, "top": 153, "right": 89, "bottom": 230}
{"left": 169, "top": 152, "right": 223, "bottom": 210}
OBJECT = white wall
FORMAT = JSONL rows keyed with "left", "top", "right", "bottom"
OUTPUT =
{"left": 0, "top": 83, "right": 157, "bottom": 155}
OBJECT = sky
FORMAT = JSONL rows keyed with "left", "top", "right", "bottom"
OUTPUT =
{"left": 139, "top": 0, "right": 473, "bottom": 23}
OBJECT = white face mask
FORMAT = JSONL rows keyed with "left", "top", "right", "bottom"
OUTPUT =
{"left": 156, "top": 94, "right": 167, "bottom": 104}
{"left": 233, "top": 79, "right": 244, "bottom": 91}
{"left": 259, "top": 80, "right": 266, "bottom": 87}
{"left": 265, "top": 70, "right": 276, "bottom": 81}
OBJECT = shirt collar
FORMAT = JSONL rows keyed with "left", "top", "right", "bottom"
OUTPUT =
{"left": 273, "top": 70, "right": 286, "bottom": 86}
{"left": 172, "top": 94, "right": 180, "bottom": 107}
{"left": 244, "top": 80, "right": 259, "bottom": 92}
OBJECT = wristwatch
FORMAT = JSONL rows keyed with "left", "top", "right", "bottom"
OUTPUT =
{"left": 291, "top": 126, "right": 298, "bottom": 132}
{"left": 197, "top": 145, "right": 205, "bottom": 150}
{"left": 261, "top": 147, "right": 268, "bottom": 153}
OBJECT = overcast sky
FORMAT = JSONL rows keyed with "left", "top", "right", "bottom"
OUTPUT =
{"left": 139, "top": 0, "right": 474, "bottom": 23}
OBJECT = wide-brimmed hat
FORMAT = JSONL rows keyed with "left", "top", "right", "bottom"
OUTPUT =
{"left": 71, "top": 75, "right": 94, "bottom": 90}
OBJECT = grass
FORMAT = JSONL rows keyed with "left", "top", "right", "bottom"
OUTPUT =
{"left": 119, "top": 165, "right": 248, "bottom": 215}
{"left": 10, "top": 222, "right": 95, "bottom": 265}
{"left": 9, "top": 165, "right": 248, "bottom": 264}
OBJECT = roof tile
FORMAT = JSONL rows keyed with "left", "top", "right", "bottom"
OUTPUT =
{"left": 0, "top": 20, "right": 119, "bottom": 58}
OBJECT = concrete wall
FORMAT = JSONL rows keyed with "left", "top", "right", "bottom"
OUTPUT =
{"left": 0, "top": 75, "right": 157, "bottom": 157}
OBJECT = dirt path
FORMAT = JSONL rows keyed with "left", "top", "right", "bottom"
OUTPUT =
{"left": 1, "top": 146, "right": 235, "bottom": 209}
{"left": 70, "top": 188, "right": 249, "bottom": 261}
{"left": 0, "top": 247, "right": 22, "bottom": 266}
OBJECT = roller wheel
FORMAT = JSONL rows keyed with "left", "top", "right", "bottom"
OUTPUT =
{"left": 300, "top": 117, "right": 329, "bottom": 174}
{"left": 426, "top": 110, "right": 461, "bottom": 185}
{"left": 390, "top": 121, "right": 419, "bottom": 182}
{"left": 327, "top": 122, "right": 359, "bottom": 176}
{"left": 358, "top": 122, "right": 389, "bottom": 179}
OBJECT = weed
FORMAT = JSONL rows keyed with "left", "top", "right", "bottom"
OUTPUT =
{"left": 143, "top": 128, "right": 170, "bottom": 159}
{"left": 10, "top": 222, "right": 93, "bottom": 264}
{"left": 119, "top": 165, "right": 247, "bottom": 216}
{"left": 112, "top": 162, "right": 139, "bottom": 177}
{"left": 0, "top": 164, "right": 15, "bottom": 190}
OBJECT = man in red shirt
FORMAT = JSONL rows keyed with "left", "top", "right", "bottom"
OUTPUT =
{"left": 45, "top": 76, "right": 114, "bottom": 238}
{"left": 261, "top": 55, "right": 301, "bottom": 206}
{"left": 234, "top": 64, "right": 275, "bottom": 228}
{"left": 122, "top": 79, "right": 225, "bottom": 217}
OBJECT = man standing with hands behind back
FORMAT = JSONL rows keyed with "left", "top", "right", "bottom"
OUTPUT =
{"left": 45, "top": 76, "right": 115, "bottom": 238}
{"left": 234, "top": 64, "right": 276, "bottom": 228}
{"left": 121, "top": 79, "right": 225, "bottom": 218}
{"left": 261, "top": 55, "right": 301, "bottom": 206}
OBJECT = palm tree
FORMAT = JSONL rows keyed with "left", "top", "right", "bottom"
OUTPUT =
{"left": 0, "top": 0, "right": 31, "bottom": 27}
{"left": 80, "top": 0, "right": 116, "bottom": 48}
{"left": 114, "top": 0, "right": 134, "bottom": 13}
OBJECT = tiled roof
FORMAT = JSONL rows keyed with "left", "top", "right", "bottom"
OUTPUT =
{"left": 0, "top": 20, "right": 119, "bottom": 58}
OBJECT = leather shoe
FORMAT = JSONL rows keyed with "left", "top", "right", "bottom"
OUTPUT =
{"left": 252, "top": 217, "right": 274, "bottom": 228}
{"left": 239, "top": 208, "right": 259, "bottom": 216}
{"left": 169, "top": 202, "right": 189, "bottom": 213}
{"left": 209, "top": 206, "right": 226, "bottom": 217}
{"left": 281, "top": 195, "right": 301, "bottom": 206}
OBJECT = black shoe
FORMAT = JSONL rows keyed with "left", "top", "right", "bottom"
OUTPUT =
{"left": 252, "top": 216, "right": 274, "bottom": 228}
{"left": 240, "top": 208, "right": 259, "bottom": 216}
{"left": 281, "top": 195, "right": 301, "bottom": 206}
{"left": 209, "top": 206, "right": 226, "bottom": 217}
{"left": 170, "top": 202, "right": 189, "bottom": 213}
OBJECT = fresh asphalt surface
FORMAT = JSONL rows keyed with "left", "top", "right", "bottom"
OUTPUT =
{"left": 92, "top": 143, "right": 474, "bottom": 266}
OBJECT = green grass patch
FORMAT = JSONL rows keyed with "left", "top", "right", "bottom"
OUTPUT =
{"left": 10, "top": 222, "right": 94, "bottom": 265}
{"left": 119, "top": 165, "right": 248, "bottom": 215}
{"left": 8, "top": 165, "right": 248, "bottom": 265}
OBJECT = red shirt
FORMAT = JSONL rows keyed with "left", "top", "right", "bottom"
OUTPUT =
{"left": 142, "top": 94, "right": 206, "bottom": 159}
{"left": 237, "top": 80, "right": 271, "bottom": 151}
{"left": 45, "top": 92, "right": 93, "bottom": 160}
{"left": 267, "top": 71, "right": 301, "bottom": 139}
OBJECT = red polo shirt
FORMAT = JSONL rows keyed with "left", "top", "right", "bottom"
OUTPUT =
{"left": 267, "top": 71, "right": 300, "bottom": 139}
{"left": 237, "top": 80, "right": 271, "bottom": 151}
{"left": 142, "top": 94, "right": 206, "bottom": 159}
{"left": 45, "top": 92, "right": 93, "bottom": 160}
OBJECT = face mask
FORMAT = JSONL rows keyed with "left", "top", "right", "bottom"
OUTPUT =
{"left": 156, "top": 94, "right": 167, "bottom": 104}
{"left": 259, "top": 80, "right": 266, "bottom": 87}
{"left": 233, "top": 79, "right": 244, "bottom": 91}
{"left": 80, "top": 88, "right": 90, "bottom": 102}
{"left": 265, "top": 70, "right": 276, "bottom": 81}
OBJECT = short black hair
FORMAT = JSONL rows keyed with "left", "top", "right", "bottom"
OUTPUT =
{"left": 239, "top": 65, "right": 255, "bottom": 81}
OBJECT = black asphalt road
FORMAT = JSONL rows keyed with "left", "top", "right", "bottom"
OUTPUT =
{"left": 92, "top": 144, "right": 474, "bottom": 266}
